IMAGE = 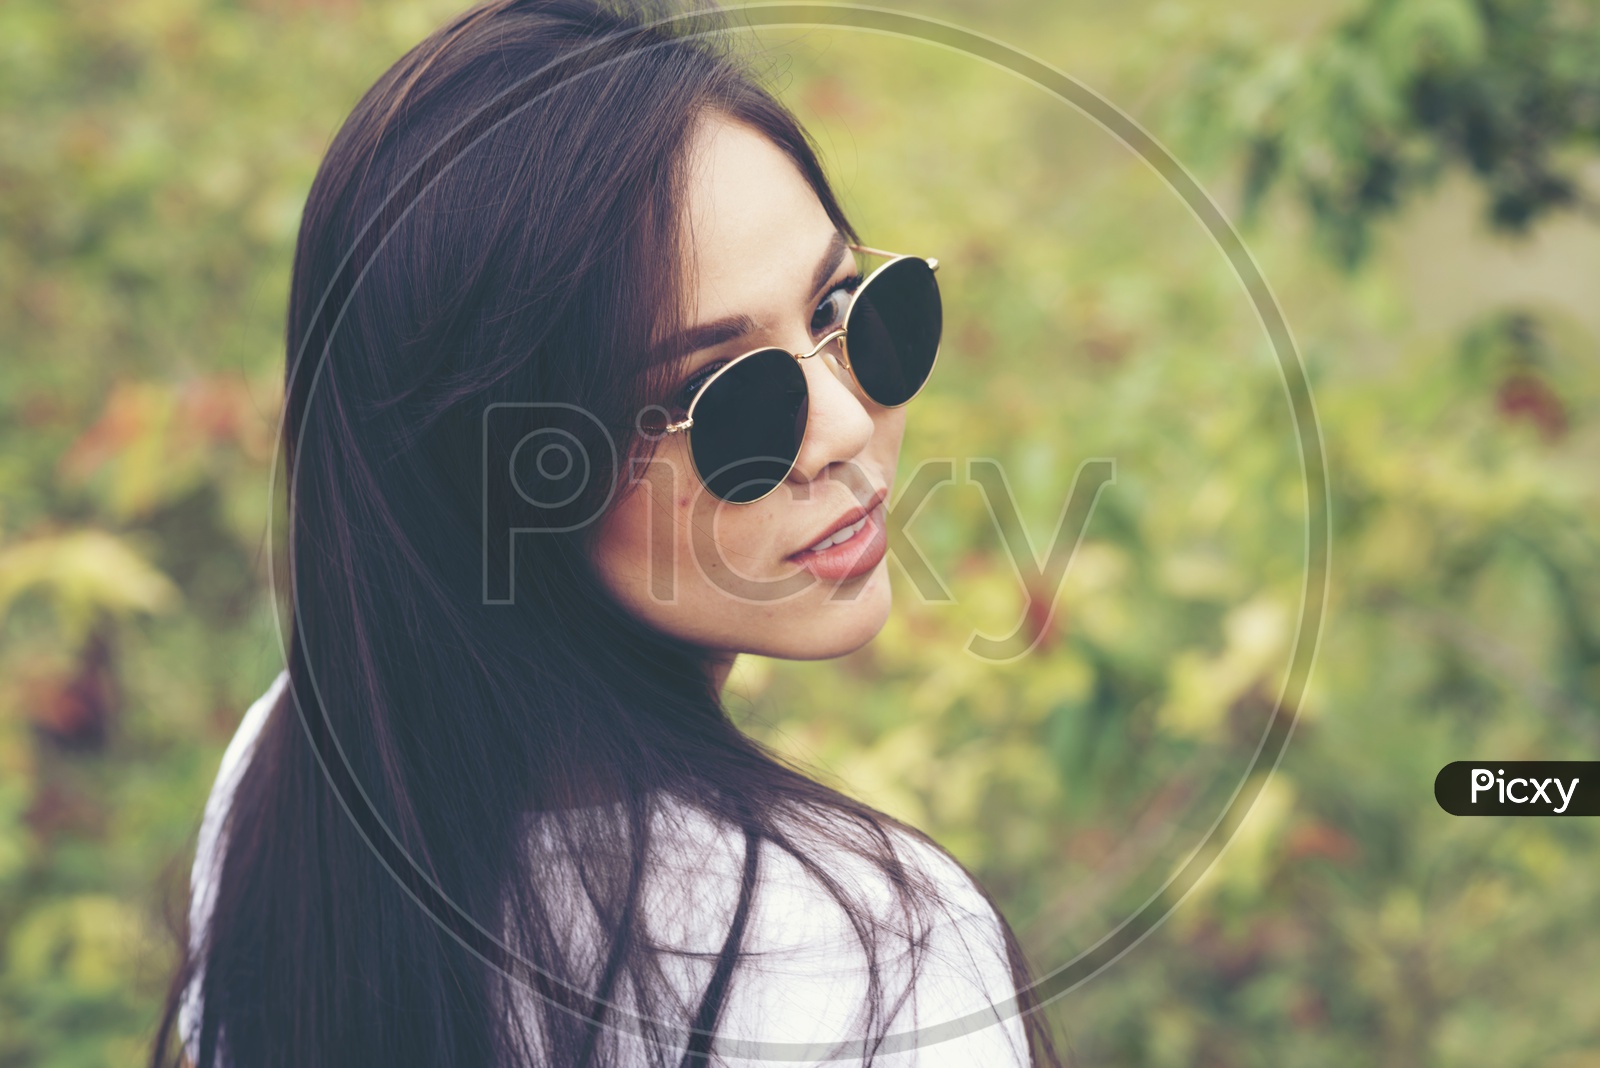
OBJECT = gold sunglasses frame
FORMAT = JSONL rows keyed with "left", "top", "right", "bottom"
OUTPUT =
{"left": 661, "top": 243, "right": 942, "bottom": 505}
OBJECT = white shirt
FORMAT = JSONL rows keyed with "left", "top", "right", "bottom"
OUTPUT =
{"left": 181, "top": 672, "right": 1030, "bottom": 1066}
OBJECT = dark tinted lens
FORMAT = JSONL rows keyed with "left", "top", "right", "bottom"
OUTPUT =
{"left": 689, "top": 348, "right": 809, "bottom": 503}
{"left": 845, "top": 257, "right": 941, "bottom": 407}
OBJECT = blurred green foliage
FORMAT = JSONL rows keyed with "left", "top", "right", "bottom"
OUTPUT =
{"left": 1, "top": 0, "right": 1597, "bottom": 1065}
{"left": 1173, "top": 0, "right": 1600, "bottom": 265}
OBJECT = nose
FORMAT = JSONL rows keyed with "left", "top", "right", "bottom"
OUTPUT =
{"left": 786, "top": 337, "right": 876, "bottom": 491}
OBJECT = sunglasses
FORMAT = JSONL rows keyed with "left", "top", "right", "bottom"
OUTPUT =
{"left": 660, "top": 243, "right": 942, "bottom": 504}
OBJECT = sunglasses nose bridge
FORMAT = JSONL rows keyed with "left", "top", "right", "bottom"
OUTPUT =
{"left": 792, "top": 327, "right": 847, "bottom": 363}
{"left": 792, "top": 328, "right": 858, "bottom": 397}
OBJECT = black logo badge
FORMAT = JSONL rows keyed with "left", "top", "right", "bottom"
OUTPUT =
{"left": 1435, "top": 762, "right": 1598, "bottom": 816}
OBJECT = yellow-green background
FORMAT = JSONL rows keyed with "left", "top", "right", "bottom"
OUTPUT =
{"left": 2, "top": 0, "right": 1597, "bottom": 1064}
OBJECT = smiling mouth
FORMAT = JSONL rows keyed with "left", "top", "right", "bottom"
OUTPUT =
{"left": 789, "top": 487, "right": 889, "bottom": 558}
{"left": 787, "top": 488, "right": 891, "bottom": 582}
{"left": 801, "top": 512, "right": 869, "bottom": 554}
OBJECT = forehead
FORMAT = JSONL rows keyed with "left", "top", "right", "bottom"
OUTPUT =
{"left": 678, "top": 114, "right": 837, "bottom": 320}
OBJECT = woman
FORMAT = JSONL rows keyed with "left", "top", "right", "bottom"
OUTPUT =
{"left": 152, "top": 1, "right": 1061, "bottom": 1064}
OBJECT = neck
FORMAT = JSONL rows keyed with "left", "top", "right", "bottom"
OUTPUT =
{"left": 708, "top": 651, "right": 738, "bottom": 695}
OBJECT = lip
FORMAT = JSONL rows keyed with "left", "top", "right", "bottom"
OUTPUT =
{"left": 789, "top": 486, "right": 889, "bottom": 560}
{"left": 787, "top": 487, "right": 890, "bottom": 583}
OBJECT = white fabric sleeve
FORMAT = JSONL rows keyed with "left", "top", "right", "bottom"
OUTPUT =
{"left": 868, "top": 831, "right": 1032, "bottom": 1067}
{"left": 177, "top": 670, "right": 289, "bottom": 1066}
{"left": 640, "top": 806, "right": 1033, "bottom": 1067}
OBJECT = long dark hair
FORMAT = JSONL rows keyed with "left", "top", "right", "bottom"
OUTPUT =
{"left": 151, "top": 2, "right": 1061, "bottom": 1064}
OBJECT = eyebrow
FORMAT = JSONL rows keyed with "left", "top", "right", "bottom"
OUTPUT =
{"left": 655, "top": 230, "right": 851, "bottom": 363}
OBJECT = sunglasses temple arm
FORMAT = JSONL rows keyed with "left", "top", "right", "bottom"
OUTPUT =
{"left": 847, "top": 242, "right": 939, "bottom": 273}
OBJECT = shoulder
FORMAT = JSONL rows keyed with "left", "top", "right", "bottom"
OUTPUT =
{"left": 643, "top": 798, "right": 1031, "bottom": 1066}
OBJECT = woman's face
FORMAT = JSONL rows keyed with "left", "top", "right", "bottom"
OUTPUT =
{"left": 591, "top": 113, "right": 907, "bottom": 674}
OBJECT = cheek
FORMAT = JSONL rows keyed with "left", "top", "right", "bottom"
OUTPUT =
{"left": 873, "top": 407, "right": 909, "bottom": 459}
{"left": 591, "top": 448, "right": 779, "bottom": 613}
{"left": 590, "top": 459, "right": 678, "bottom": 601}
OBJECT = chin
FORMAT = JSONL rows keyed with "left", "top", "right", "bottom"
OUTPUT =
{"left": 767, "top": 564, "right": 895, "bottom": 661}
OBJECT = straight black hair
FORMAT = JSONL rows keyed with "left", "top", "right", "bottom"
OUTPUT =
{"left": 150, "top": 2, "right": 1063, "bottom": 1064}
